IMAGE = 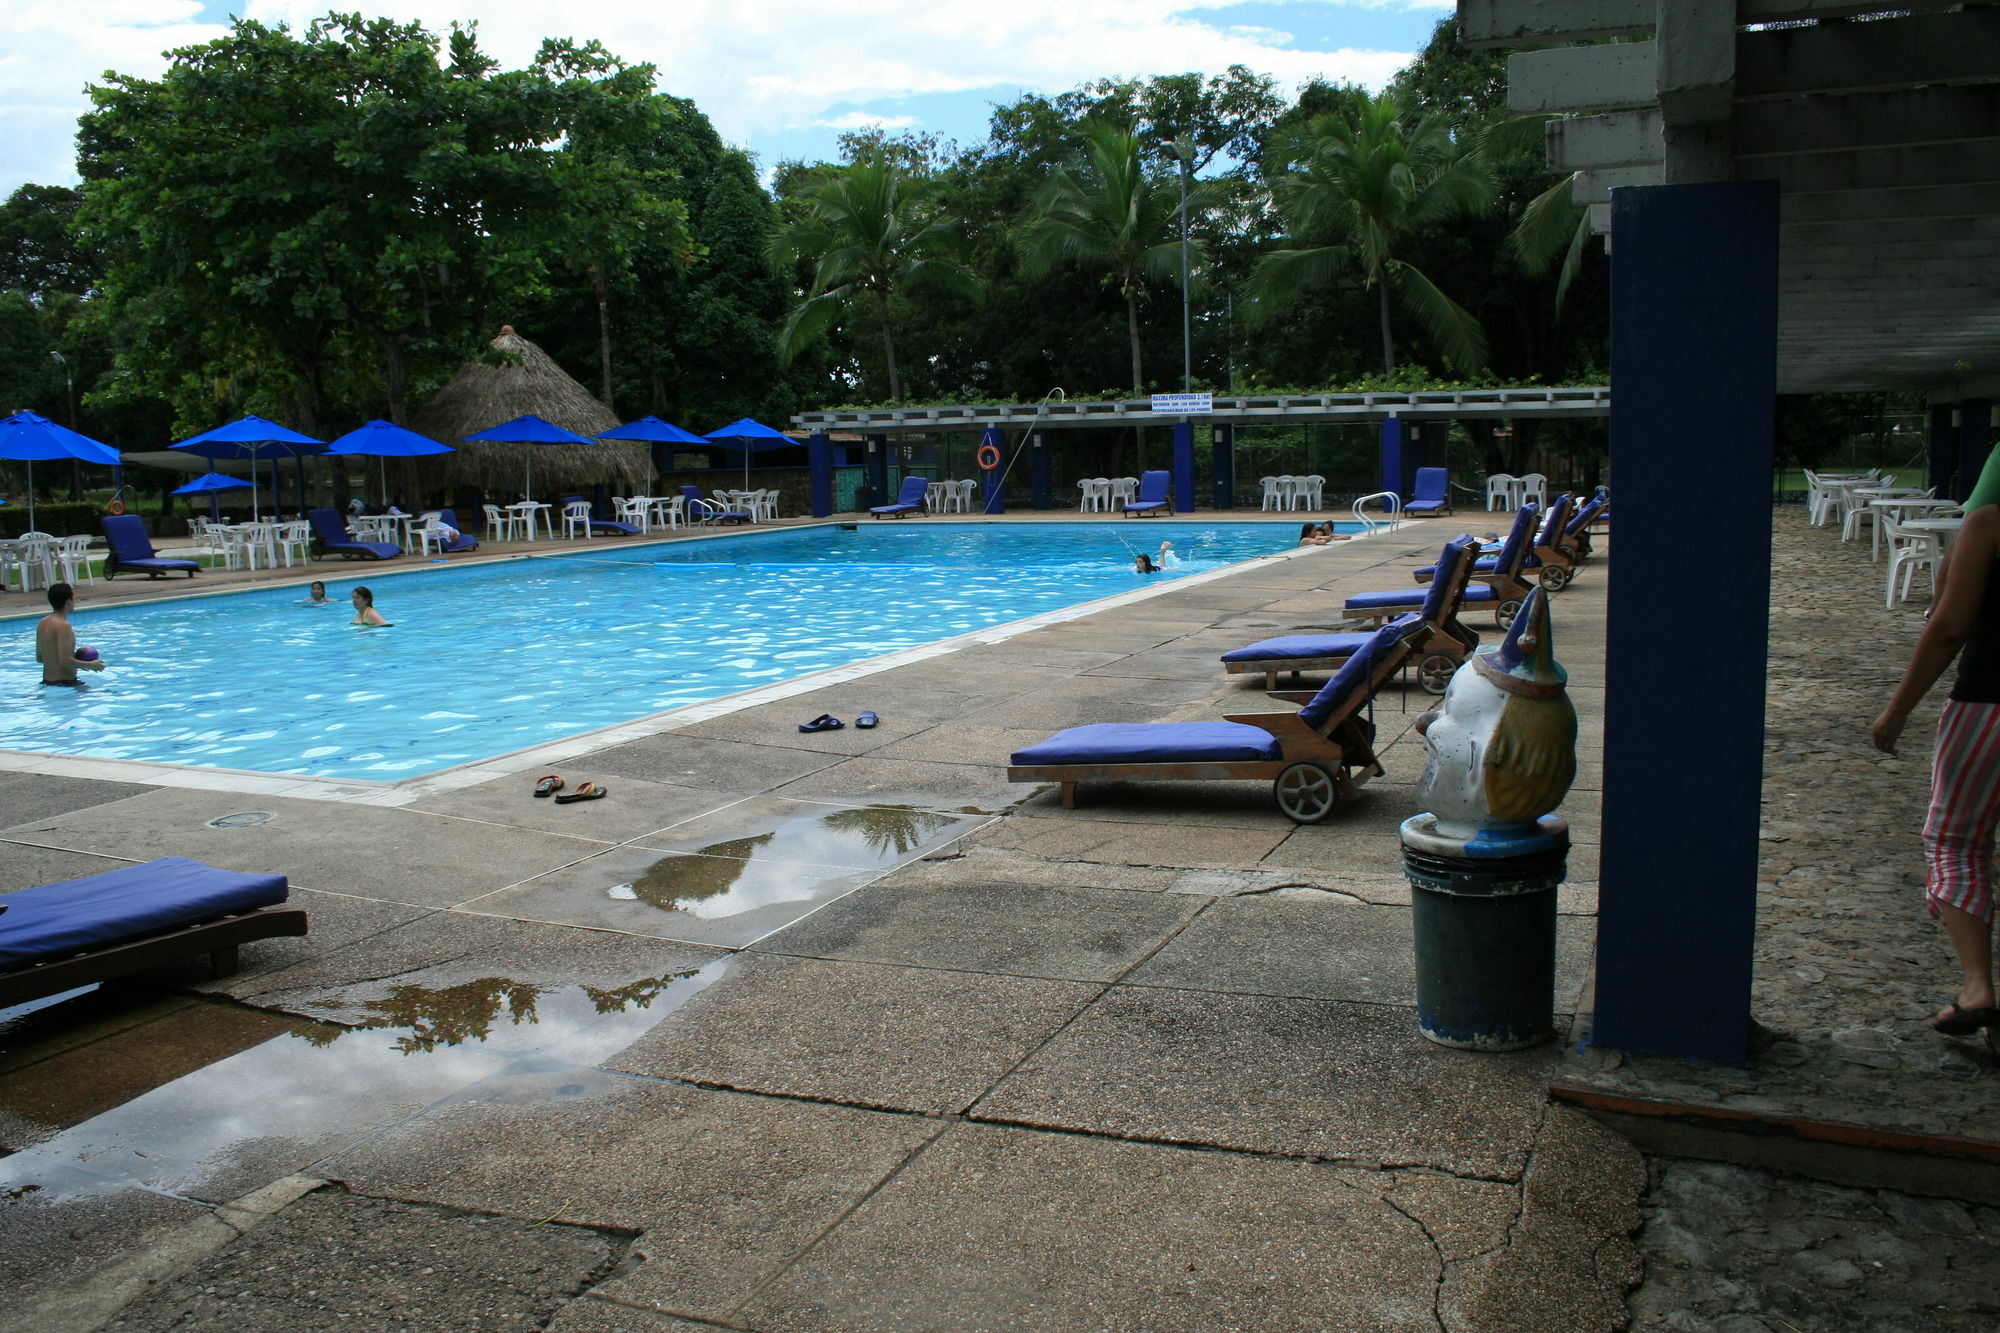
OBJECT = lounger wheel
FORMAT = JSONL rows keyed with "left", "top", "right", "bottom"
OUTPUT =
{"left": 1538, "top": 565, "right": 1572, "bottom": 591}
{"left": 1496, "top": 597, "right": 1524, "bottom": 630}
{"left": 1274, "top": 762, "right": 1342, "bottom": 824}
{"left": 1417, "top": 652, "right": 1457, "bottom": 695}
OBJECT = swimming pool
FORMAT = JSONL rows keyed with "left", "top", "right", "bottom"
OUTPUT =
{"left": 2, "top": 521, "right": 1355, "bottom": 779}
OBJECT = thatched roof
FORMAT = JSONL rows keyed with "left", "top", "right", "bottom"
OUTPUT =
{"left": 412, "top": 327, "right": 648, "bottom": 493}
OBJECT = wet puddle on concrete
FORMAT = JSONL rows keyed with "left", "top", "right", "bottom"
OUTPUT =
{"left": 467, "top": 800, "right": 985, "bottom": 948}
{"left": 0, "top": 959, "right": 728, "bottom": 1206}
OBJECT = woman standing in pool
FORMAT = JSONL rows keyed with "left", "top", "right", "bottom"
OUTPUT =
{"left": 305, "top": 581, "right": 330, "bottom": 605}
{"left": 350, "top": 586, "right": 389, "bottom": 627}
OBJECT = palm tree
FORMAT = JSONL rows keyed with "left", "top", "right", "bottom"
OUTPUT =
{"left": 1253, "top": 93, "right": 1494, "bottom": 375}
{"left": 772, "top": 156, "right": 977, "bottom": 403}
{"left": 1017, "top": 121, "right": 1204, "bottom": 394}
{"left": 1510, "top": 172, "right": 1594, "bottom": 315}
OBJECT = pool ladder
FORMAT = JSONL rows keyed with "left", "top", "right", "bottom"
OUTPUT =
{"left": 1351, "top": 491, "right": 1404, "bottom": 533}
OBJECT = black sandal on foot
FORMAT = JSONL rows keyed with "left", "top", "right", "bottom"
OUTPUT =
{"left": 1929, "top": 1002, "right": 1999, "bottom": 1035}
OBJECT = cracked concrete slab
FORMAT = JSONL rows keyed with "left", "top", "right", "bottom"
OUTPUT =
{"left": 604, "top": 952, "right": 1101, "bottom": 1115}
{"left": 582, "top": 734, "right": 844, "bottom": 792}
{"left": 751, "top": 878, "right": 1204, "bottom": 981}
{"left": 405, "top": 772, "right": 742, "bottom": 842}
{"left": 544, "top": 1301, "right": 713, "bottom": 1332}
{"left": 0, "top": 841, "right": 138, "bottom": 893}
{"left": 320, "top": 1066, "right": 939, "bottom": 1321}
{"left": 734, "top": 1121, "right": 1443, "bottom": 1333}
{"left": 0, "top": 772, "right": 157, "bottom": 831}
{"left": 973, "top": 986, "right": 1556, "bottom": 1178}
{"left": 963, "top": 811, "right": 1290, "bottom": 869}
{"left": 769, "top": 755, "right": 1023, "bottom": 812}
{"left": 871, "top": 848, "right": 1183, "bottom": 894}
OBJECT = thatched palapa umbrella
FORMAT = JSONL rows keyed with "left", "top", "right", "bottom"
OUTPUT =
{"left": 412, "top": 327, "right": 642, "bottom": 499}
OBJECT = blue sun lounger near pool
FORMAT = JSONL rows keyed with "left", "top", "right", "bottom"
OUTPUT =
{"left": 0, "top": 856, "right": 307, "bottom": 1007}
{"left": 870, "top": 475, "right": 930, "bottom": 519}
{"left": 561, "top": 495, "right": 640, "bottom": 537}
{"left": 308, "top": 508, "right": 400, "bottom": 560}
{"left": 1403, "top": 467, "right": 1453, "bottom": 516}
{"left": 1009, "top": 613, "right": 1425, "bottom": 822}
{"left": 1223, "top": 534, "right": 1480, "bottom": 693}
{"left": 1348, "top": 502, "right": 1538, "bottom": 629}
{"left": 1123, "top": 470, "right": 1171, "bottom": 516}
{"left": 101, "top": 514, "right": 201, "bottom": 579}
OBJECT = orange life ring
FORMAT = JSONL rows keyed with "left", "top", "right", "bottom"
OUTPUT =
{"left": 977, "top": 443, "right": 1002, "bottom": 471}
{"left": 106, "top": 499, "right": 125, "bottom": 515}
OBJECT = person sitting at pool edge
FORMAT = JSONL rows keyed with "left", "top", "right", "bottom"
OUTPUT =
{"left": 1317, "top": 521, "right": 1350, "bottom": 543}
{"left": 351, "top": 586, "right": 389, "bottom": 627}
{"left": 1298, "top": 522, "right": 1329, "bottom": 547}
{"left": 36, "top": 582, "right": 107, "bottom": 687}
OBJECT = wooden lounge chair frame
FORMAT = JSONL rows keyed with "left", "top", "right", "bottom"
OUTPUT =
{"left": 1371, "top": 505, "right": 1538, "bottom": 630}
{"left": 1225, "top": 536, "right": 1480, "bottom": 695}
{"left": 0, "top": 906, "right": 308, "bottom": 1008}
{"left": 1009, "top": 618, "right": 1423, "bottom": 823}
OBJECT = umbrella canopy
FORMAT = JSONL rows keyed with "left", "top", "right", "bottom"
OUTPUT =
{"left": 171, "top": 415, "right": 326, "bottom": 519}
{"left": 462, "top": 413, "right": 595, "bottom": 501}
{"left": 328, "top": 420, "right": 457, "bottom": 507}
{"left": 171, "top": 470, "right": 262, "bottom": 523}
{"left": 0, "top": 410, "right": 121, "bottom": 531}
{"left": 704, "top": 417, "right": 800, "bottom": 489}
{"left": 600, "top": 416, "right": 709, "bottom": 445}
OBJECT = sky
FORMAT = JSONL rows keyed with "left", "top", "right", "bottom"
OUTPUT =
{"left": 1, "top": 0, "right": 1451, "bottom": 195}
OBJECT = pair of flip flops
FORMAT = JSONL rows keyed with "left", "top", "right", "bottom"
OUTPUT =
{"left": 799, "top": 712, "right": 878, "bottom": 733}
{"left": 532, "top": 775, "right": 608, "bottom": 804}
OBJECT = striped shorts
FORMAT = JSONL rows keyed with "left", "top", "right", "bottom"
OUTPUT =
{"left": 1923, "top": 699, "right": 2000, "bottom": 922}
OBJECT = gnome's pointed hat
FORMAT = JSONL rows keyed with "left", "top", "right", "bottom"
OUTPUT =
{"left": 1472, "top": 587, "right": 1568, "bottom": 697}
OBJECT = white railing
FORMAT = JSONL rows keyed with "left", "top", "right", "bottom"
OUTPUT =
{"left": 1352, "top": 490, "right": 1403, "bottom": 531}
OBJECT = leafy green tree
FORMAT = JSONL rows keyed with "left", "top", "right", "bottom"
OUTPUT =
{"left": 0, "top": 185, "right": 99, "bottom": 299}
{"left": 772, "top": 154, "right": 978, "bottom": 404}
{"left": 1017, "top": 121, "right": 1206, "bottom": 394}
{"left": 1253, "top": 92, "right": 1493, "bottom": 375}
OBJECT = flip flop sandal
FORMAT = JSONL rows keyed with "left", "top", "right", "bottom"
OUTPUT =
{"left": 554, "top": 781, "right": 607, "bottom": 804}
{"left": 799, "top": 714, "right": 845, "bottom": 733}
{"left": 532, "top": 775, "right": 565, "bottom": 798}
{"left": 1929, "top": 1002, "right": 2000, "bottom": 1035}
{"left": 855, "top": 711, "right": 879, "bottom": 729}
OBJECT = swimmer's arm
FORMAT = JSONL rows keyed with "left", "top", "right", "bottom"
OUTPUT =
{"left": 55, "top": 619, "right": 105, "bottom": 670}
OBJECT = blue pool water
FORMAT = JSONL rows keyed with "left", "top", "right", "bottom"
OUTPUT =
{"left": 2, "top": 521, "right": 1349, "bottom": 779}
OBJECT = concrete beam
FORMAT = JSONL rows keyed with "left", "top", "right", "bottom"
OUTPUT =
{"left": 1738, "top": 10, "right": 2000, "bottom": 100}
{"left": 1570, "top": 165, "right": 1665, "bottom": 205}
{"left": 1736, "top": 86, "right": 2000, "bottom": 158}
{"left": 1656, "top": 0, "right": 1736, "bottom": 126}
{"left": 1546, "top": 110, "right": 1662, "bottom": 172}
{"left": 1754, "top": 141, "right": 2000, "bottom": 194}
{"left": 1459, "top": 0, "right": 1969, "bottom": 47}
{"left": 1778, "top": 182, "right": 2000, "bottom": 224}
{"left": 1509, "top": 42, "right": 1658, "bottom": 115}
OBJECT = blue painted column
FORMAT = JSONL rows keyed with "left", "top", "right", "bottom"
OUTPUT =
{"left": 1031, "top": 430, "right": 1052, "bottom": 510}
{"left": 980, "top": 427, "right": 1005, "bottom": 514}
{"left": 1929, "top": 404, "right": 1958, "bottom": 496}
{"left": 864, "top": 435, "right": 889, "bottom": 510}
{"left": 1380, "top": 416, "right": 1410, "bottom": 499}
{"left": 1211, "top": 424, "right": 1235, "bottom": 509}
{"left": 1595, "top": 180, "right": 1779, "bottom": 1063}
{"left": 1957, "top": 401, "right": 1993, "bottom": 501}
{"left": 807, "top": 432, "right": 833, "bottom": 517}
{"left": 1172, "top": 421, "right": 1195, "bottom": 512}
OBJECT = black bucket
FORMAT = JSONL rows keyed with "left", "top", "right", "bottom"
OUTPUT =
{"left": 1403, "top": 843, "right": 1567, "bottom": 1050}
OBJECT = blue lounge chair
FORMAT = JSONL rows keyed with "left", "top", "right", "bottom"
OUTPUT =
{"left": 682, "top": 485, "right": 752, "bottom": 525}
{"left": 870, "top": 475, "right": 930, "bottom": 519}
{"left": 1223, "top": 535, "right": 1481, "bottom": 694}
{"left": 1404, "top": 467, "right": 1453, "bottom": 516}
{"left": 1416, "top": 492, "right": 1572, "bottom": 588}
{"left": 0, "top": 857, "right": 307, "bottom": 1006}
{"left": 307, "top": 507, "right": 400, "bottom": 560}
{"left": 1009, "top": 614, "right": 1425, "bottom": 822}
{"left": 560, "top": 496, "right": 640, "bottom": 537}
{"left": 1123, "top": 470, "right": 1171, "bottom": 517}
{"left": 1349, "top": 502, "right": 1538, "bottom": 630}
{"left": 1564, "top": 493, "right": 1607, "bottom": 559}
{"left": 101, "top": 515, "right": 200, "bottom": 579}
{"left": 431, "top": 508, "right": 479, "bottom": 553}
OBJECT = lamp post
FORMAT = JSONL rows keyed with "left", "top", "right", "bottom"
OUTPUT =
{"left": 1167, "top": 138, "right": 1196, "bottom": 394}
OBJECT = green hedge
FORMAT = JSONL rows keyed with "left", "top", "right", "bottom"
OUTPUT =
{"left": 0, "top": 501, "right": 117, "bottom": 540}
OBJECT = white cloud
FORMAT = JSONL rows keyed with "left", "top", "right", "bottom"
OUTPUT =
{"left": 815, "top": 112, "right": 921, "bottom": 131}
{"left": 1, "top": 0, "right": 1428, "bottom": 192}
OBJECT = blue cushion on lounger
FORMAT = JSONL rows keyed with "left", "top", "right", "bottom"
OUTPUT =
{"left": 1297, "top": 613, "right": 1421, "bottom": 728}
{"left": 0, "top": 857, "right": 288, "bottom": 970}
{"left": 1011, "top": 721, "right": 1282, "bottom": 766}
{"left": 308, "top": 508, "right": 400, "bottom": 559}
{"left": 1345, "top": 587, "right": 1425, "bottom": 611}
{"left": 1221, "top": 631, "right": 1375, "bottom": 663}
{"left": 1124, "top": 470, "right": 1172, "bottom": 514}
{"left": 101, "top": 515, "right": 200, "bottom": 577}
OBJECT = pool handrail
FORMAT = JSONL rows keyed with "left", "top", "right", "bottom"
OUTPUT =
{"left": 1352, "top": 491, "right": 1403, "bottom": 531}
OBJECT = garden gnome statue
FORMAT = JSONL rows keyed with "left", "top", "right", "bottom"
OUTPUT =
{"left": 1400, "top": 586, "right": 1576, "bottom": 1050}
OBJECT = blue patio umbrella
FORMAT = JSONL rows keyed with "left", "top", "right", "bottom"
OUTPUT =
{"left": 170, "top": 471, "right": 262, "bottom": 523}
{"left": 326, "top": 419, "right": 456, "bottom": 508}
{"left": 704, "top": 417, "right": 799, "bottom": 490}
{"left": 0, "top": 410, "right": 121, "bottom": 531}
{"left": 170, "top": 414, "right": 326, "bottom": 521}
{"left": 460, "top": 413, "right": 594, "bottom": 501}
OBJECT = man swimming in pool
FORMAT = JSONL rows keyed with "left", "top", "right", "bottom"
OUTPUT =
{"left": 36, "top": 582, "right": 107, "bottom": 686}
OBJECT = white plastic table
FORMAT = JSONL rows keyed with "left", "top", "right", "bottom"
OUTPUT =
{"left": 1903, "top": 516, "right": 1965, "bottom": 548}
{"left": 1867, "top": 497, "right": 1957, "bottom": 560}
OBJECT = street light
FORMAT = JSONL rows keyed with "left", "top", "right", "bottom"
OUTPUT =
{"left": 1166, "top": 138, "right": 1196, "bottom": 394}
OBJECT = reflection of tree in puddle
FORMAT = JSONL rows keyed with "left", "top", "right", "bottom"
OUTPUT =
{"left": 295, "top": 971, "right": 702, "bottom": 1054}
{"left": 813, "top": 805, "right": 960, "bottom": 858}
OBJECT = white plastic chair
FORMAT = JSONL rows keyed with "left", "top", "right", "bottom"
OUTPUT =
{"left": 1883, "top": 511, "right": 1942, "bottom": 607}
{"left": 483, "top": 504, "right": 523, "bottom": 542}
{"left": 1110, "top": 477, "right": 1139, "bottom": 507}
{"left": 1485, "top": 473, "right": 1516, "bottom": 510}
{"left": 648, "top": 496, "right": 683, "bottom": 531}
{"left": 1258, "top": 476, "right": 1282, "bottom": 511}
{"left": 956, "top": 478, "right": 979, "bottom": 512}
{"left": 1516, "top": 473, "right": 1548, "bottom": 507}
{"left": 52, "top": 534, "right": 96, "bottom": 585}
{"left": 9, "top": 535, "right": 55, "bottom": 589}
{"left": 274, "top": 521, "right": 313, "bottom": 567}
{"left": 562, "top": 500, "right": 594, "bottom": 540}
{"left": 616, "top": 497, "right": 652, "bottom": 533}
{"left": 1296, "top": 475, "right": 1325, "bottom": 511}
